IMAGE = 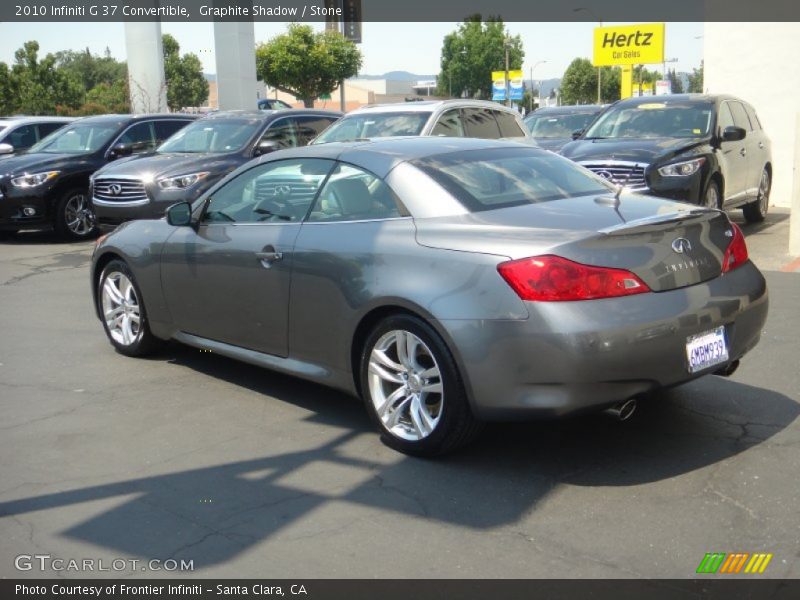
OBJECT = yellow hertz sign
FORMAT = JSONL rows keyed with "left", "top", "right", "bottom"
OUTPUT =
{"left": 593, "top": 23, "right": 665, "bottom": 66}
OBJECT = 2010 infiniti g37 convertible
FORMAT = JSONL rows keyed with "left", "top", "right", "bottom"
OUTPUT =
{"left": 91, "top": 137, "right": 768, "bottom": 456}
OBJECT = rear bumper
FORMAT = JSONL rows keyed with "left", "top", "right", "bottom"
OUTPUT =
{"left": 442, "top": 261, "right": 768, "bottom": 420}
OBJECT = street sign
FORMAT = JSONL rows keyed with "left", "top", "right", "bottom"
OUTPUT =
{"left": 655, "top": 79, "right": 672, "bottom": 95}
{"left": 593, "top": 23, "right": 665, "bottom": 66}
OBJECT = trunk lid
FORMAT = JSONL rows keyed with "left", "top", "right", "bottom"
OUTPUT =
{"left": 414, "top": 194, "right": 734, "bottom": 292}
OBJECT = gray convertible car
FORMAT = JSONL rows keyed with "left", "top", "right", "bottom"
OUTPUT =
{"left": 91, "top": 137, "right": 768, "bottom": 456}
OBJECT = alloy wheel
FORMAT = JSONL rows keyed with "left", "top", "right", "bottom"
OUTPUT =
{"left": 757, "top": 170, "right": 770, "bottom": 215}
{"left": 367, "top": 329, "right": 444, "bottom": 441}
{"left": 64, "top": 193, "right": 95, "bottom": 236}
{"left": 101, "top": 271, "right": 141, "bottom": 346}
{"left": 704, "top": 183, "right": 719, "bottom": 209}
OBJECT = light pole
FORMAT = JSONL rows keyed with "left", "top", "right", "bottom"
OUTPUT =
{"left": 529, "top": 60, "right": 547, "bottom": 112}
{"left": 503, "top": 36, "right": 511, "bottom": 107}
{"left": 574, "top": 7, "right": 603, "bottom": 103}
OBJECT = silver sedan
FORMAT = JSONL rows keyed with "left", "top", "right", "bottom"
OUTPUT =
{"left": 91, "top": 138, "right": 768, "bottom": 456}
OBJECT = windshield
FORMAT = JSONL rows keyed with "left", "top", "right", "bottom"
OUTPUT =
{"left": 313, "top": 112, "right": 432, "bottom": 144}
{"left": 412, "top": 148, "right": 613, "bottom": 213}
{"left": 525, "top": 111, "right": 599, "bottom": 138}
{"left": 583, "top": 101, "right": 714, "bottom": 139}
{"left": 28, "top": 122, "right": 122, "bottom": 154}
{"left": 158, "top": 119, "right": 259, "bottom": 153}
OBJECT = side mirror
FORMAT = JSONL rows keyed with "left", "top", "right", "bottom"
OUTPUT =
{"left": 254, "top": 140, "right": 279, "bottom": 156}
{"left": 109, "top": 142, "right": 133, "bottom": 159}
{"left": 571, "top": 129, "right": 583, "bottom": 140}
{"left": 722, "top": 126, "right": 746, "bottom": 142}
{"left": 166, "top": 202, "right": 192, "bottom": 226}
{"left": 0, "top": 143, "right": 14, "bottom": 155}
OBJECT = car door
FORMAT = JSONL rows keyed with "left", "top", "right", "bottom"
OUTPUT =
{"left": 160, "top": 158, "right": 335, "bottom": 357}
{"left": 728, "top": 101, "right": 760, "bottom": 201}
{"left": 115, "top": 121, "right": 157, "bottom": 155}
{"left": 716, "top": 101, "right": 748, "bottom": 206}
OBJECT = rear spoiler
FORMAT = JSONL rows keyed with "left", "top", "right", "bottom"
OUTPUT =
{"left": 599, "top": 208, "right": 721, "bottom": 236}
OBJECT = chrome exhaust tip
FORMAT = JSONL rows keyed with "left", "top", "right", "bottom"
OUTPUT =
{"left": 715, "top": 359, "right": 740, "bottom": 377}
{"left": 604, "top": 398, "right": 637, "bottom": 422}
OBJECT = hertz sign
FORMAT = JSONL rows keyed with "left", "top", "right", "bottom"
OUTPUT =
{"left": 593, "top": 23, "right": 665, "bottom": 66}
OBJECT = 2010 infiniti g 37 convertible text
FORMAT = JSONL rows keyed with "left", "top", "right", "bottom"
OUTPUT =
{"left": 91, "top": 138, "right": 768, "bottom": 456}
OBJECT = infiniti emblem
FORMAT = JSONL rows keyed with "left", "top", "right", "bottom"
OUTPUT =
{"left": 595, "top": 170, "right": 615, "bottom": 181}
{"left": 108, "top": 183, "right": 123, "bottom": 196}
{"left": 273, "top": 184, "right": 291, "bottom": 196}
{"left": 672, "top": 238, "right": 692, "bottom": 254}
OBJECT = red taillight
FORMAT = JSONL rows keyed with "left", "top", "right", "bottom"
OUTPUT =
{"left": 497, "top": 255, "right": 651, "bottom": 302}
{"left": 721, "top": 223, "right": 748, "bottom": 273}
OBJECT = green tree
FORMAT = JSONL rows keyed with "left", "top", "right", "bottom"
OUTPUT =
{"left": 600, "top": 67, "right": 621, "bottom": 103}
{"left": 437, "top": 15, "right": 524, "bottom": 100}
{"left": 255, "top": 24, "right": 362, "bottom": 108}
{"left": 560, "top": 58, "right": 597, "bottom": 105}
{"left": 54, "top": 47, "right": 126, "bottom": 96}
{"left": 667, "top": 69, "right": 684, "bottom": 94}
{"left": 162, "top": 34, "right": 208, "bottom": 111}
{"left": 85, "top": 80, "right": 130, "bottom": 113}
{"left": 1, "top": 41, "right": 83, "bottom": 115}
{"left": 688, "top": 61, "right": 704, "bottom": 93}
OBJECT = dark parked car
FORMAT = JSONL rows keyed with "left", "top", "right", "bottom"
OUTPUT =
{"left": 0, "top": 114, "right": 196, "bottom": 239}
{"left": 311, "top": 100, "right": 529, "bottom": 144}
{"left": 523, "top": 105, "right": 604, "bottom": 152}
{"left": 91, "top": 137, "right": 767, "bottom": 456}
{"left": 258, "top": 98, "right": 293, "bottom": 110}
{"left": 560, "top": 94, "right": 772, "bottom": 223}
{"left": 0, "top": 116, "right": 74, "bottom": 156}
{"left": 91, "top": 109, "right": 341, "bottom": 231}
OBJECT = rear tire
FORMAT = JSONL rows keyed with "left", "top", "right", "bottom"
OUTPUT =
{"left": 97, "top": 259, "right": 163, "bottom": 357}
{"left": 743, "top": 168, "right": 770, "bottom": 223}
{"left": 359, "top": 314, "right": 483, "bottom": 457}
{"left": 55, "top": 188, "right": 96, "bottom": 240}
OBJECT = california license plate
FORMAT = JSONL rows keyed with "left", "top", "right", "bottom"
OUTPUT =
{"left": 686, "top": 326, "right": 729, "bottom": 373}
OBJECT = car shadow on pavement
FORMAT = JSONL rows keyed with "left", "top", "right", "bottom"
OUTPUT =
{"left": 0, "top": 229, "right": 97, "bottom": 246}
{"left": 0, "top": 344, "right": 797, "bottom": 570}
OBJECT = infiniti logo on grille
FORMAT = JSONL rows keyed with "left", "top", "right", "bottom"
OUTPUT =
{"left": 595, "top": 170, "right": 615, "bottom": 181}
{"left": 671, "top": 238, "right": 692, "bottom": 254}
{"left": 273, "top": 185, "right": 291, "bottom": 196}
{"left": 108, "top": 184, "right": 123, "bottom": 196}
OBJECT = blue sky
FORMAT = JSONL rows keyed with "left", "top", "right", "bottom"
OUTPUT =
{"left": 0, "top": 21, "right": 704, "bottom": 80}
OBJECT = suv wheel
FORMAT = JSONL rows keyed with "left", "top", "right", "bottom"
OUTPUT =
{"left": 743, "top": 168, "right": 770, "bottom": 223}
{"left": 98, "top": 260, "right": 162, "bottom": 357}
{"left": 56, "top": 188, "right": 96, "bottom": 239}
{"left": 702, "top": 179, "right": 721, "bottom": 209}
{"left": 360, "top": 314, "right": 483, "bottom": 456}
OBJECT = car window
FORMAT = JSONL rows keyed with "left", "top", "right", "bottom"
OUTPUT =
{"left": 717, "top": 102, "right": 735, "bottom": 134}
{"left": 313, "top": 112, "right": 431, "bottom": 143}
{"left": 729, "top": 101, "right": 753, "bottom": 131}
{"left": 308, "top": 163, "right": 404, "bottom": 222}
{"left": 494, "top": 111, "right": 527, "bottom": 138}
{"left": 431, "top": 109, "right": 466, "bottom": 137}
{"left": 744, "top": 105, "right": 762, "bottom": 130}
{"left": 411, "top": 147, "right": 612, "bottom": 213}
{"left": 29, "top": 121, "right": 123, "bottom": 154}
{"left": 293, "top": 115, "right": 339, "bottom": 146}
{"left": 159, "top": 118, "right": 259, "bottom": 153}
{"left": 154, "top": 120, "right": 191, "bottom": 145}
{"left": 37, "top": 122, "right": 67, "bottom": 139}
{"left": 117, "top": 122, "right": 156, "bottom": 153}
{"left": 7, "top": 124, "right": 37, "bottom": 149}
{"left": 260, "top": 119, "right": 299, "bottom": 149}
{"left": 202, "top": 159, "right": 334, "bottom": 224}
{"left": 462, "top": 108, "right": 502, "bottom": 139}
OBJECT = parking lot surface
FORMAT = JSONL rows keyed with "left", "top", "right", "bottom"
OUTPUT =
{"left": 1, "top": 209, "right": 798, "bottom": 578}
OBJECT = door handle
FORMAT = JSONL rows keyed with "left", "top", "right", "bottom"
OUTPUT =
{"left": 255, "top": 248, "right": 283, "bottom": 267}
{"left": 739, "top": 148, "right": 747, "bottom": 157}
{"left": 758, "top": 142, "right": 765, "bottom": 149}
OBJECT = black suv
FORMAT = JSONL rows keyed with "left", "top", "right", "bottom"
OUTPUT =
{"left": 0, "top": 116, "right": 74, "bottom": 156}
{"left": 560, "top": 94, "right": 772, "bottom": 222}
{"left": 0, "top": 114, "right": 195, "bottom": 238}
{"left": 91, "top": 109, "right": 341, "bottom": 231}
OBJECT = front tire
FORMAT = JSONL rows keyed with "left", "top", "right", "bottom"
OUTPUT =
{"left": 743, "top": 168, "right": 770, "bottom": 223}
{"left": 359, "top": 314, "right": 483, "bottom": 457}
{"left": 56, "top": 188, "right": 96, "bottom": 240}
{"left": 702, "top": 179, "right": 721, "bottom": 209}
{"left": 97, "top": 260, "right": 162, "bottom": 357}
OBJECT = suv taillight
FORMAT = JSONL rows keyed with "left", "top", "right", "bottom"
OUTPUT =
{"left": 721, "top": 223, "right": 749, "bottom": 273}
{"left": 497, "top": 255, "right": 651, "bottom": 302}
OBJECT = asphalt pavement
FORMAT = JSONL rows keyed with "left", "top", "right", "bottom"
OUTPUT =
{"left": 0, "top": 208, "right": 798, "bottom": 579}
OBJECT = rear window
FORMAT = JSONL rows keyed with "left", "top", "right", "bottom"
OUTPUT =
{"left": 411, "top": 148, "right": 613, "bottom": 213}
